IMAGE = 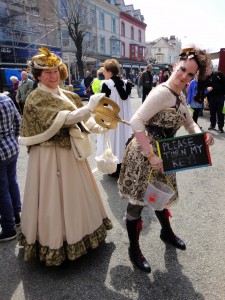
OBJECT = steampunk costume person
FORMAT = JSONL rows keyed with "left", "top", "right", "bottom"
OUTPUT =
{"left": 118, "top": 46, "right": 214, "bottom": 273}
{"left": 18, "top": 47, "right": 112, "bottom": 267}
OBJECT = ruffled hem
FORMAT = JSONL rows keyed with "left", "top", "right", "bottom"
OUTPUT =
{"left": 18, "top": 218, "right": 113, "bottom": 266}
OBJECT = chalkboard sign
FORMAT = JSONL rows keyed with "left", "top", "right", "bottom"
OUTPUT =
{"left": 156, "top": 133, "right": 212, "bottom": 174}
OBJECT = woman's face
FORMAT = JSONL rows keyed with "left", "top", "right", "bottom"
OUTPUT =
{"left": 38, "top": 67, "right": 60, "bottom": 89}
{"left": 172, "top": 59, "right": 198, "bottom": 89}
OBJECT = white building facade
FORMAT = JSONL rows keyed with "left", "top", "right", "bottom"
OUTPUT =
{"left": 146, "top": 35, "right": 182, "bottom": 66}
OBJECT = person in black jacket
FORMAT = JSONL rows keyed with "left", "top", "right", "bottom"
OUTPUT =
{"left": 205, "top": 66, "right": 225, "bottom": 133}
{"left": 140, "top": 64, "right": 153, "bottom": 102}
{"left": 84, "top": 71, "right": 93, "bottom": 99}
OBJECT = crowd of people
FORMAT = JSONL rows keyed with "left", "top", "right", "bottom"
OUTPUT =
{"left": 0, "top": 44, "right": 223, "bottom": 274}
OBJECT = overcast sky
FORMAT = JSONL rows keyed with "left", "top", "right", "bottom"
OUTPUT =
{"left": 125, "top": 0, "right": 225, "bottom": 53}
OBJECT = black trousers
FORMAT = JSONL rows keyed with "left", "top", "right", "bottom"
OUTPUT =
{"left": 19, "top": 101, "right": 25, "bottom": 115}
{"left": 142, "top": 88, "right": 152, "bottom": 103}
{"left": 192, "top": 108, "right": 201, "bottom": 123}
{"left": 208, "top": 95, "right": 224, "bottom": 129}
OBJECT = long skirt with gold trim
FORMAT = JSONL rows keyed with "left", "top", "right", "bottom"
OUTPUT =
{"left": 18, "top": 145, "right": 112, "bottom": 266}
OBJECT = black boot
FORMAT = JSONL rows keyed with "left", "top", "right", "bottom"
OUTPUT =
{"left": 126, "top": 218, "right": 151, "bottom": 273}
{"left": 108, "top": 163, "right": 121, "bottom": 178}
{"left": 155, "top": 209, "right": 186, "bottom": 250}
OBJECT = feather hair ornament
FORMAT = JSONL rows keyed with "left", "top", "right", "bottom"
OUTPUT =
{"left": 31, "top": 47, "right": 62, "bottom": 69}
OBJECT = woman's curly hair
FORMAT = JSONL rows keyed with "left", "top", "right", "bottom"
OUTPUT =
{"left": 179, "top": 46, "right": 211, "bottom": 81}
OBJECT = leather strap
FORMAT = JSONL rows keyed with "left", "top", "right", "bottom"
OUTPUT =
{"left": 161, "top": 84, "right": 181, "bottom": 111}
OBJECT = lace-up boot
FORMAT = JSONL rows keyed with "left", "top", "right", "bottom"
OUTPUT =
{"left": 126, "top": 218, "right": 151, "bottom": 273}
{"left": 155, "top": 209, "right": 186, "bottom": 250}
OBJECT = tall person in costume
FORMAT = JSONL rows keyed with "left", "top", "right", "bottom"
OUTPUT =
{"left": 18, "top": 47, "right": 112, "bottom": 267}
{"left": 118, "top": 45, "right": 214, "bottom": 273}
{"left": 97, "top": 58, "right": 133, "bottom": 178}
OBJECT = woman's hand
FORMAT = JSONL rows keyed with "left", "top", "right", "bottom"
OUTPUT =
{"left": 88, "top": 93, "right": 106, "bottom": 113}
{"left": 205, "top": 132, "right": 214, "bottom": 146}
{"left": 149, "top": 154, "right": 164, "bottom": 173}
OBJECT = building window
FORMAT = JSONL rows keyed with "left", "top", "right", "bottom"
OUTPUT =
{"left": 156, "top": 55, "right": 162, "bottom": 62}
{"left": 90, "top": 9, "right": 96, "bottom": 25}
{"left": 81, "top": 6, "right": 87, "bottom": 20}
{"left": 130, "top": 44, "right": 135, "bottom": 59}
{"left": 112, "top": 17, "right": 116, "bottom": 33}
{"left": 99, "top": 12, "right": 105, "bottom": 29}
{"left": 135, "top": 45, "right": 138, "bottom": 57}
{"left": 121, "top": 42, "right": 125, "bottom": 57}
{"left": 138, "top": 29, "right": 141, "bottom": 42}
{"left": 84, "top": 33, "right": 97, "bottom": 52}
{"left": 111, "top": 38, "right": 120, "bottom": 55}
{"left": 100, "top": 36, "right": 105, "bottom": 53}
{"left": 61, "top": 28, "right": 70, "bottom": 48}
{"left": 26, "top": 6, "right": 39, "bottom": 16}
{"left": 121, "top": 21, "right": 125, "bottom": 37}
{"left": 60, "top": 0, "right": 68, "bottom": 18}
{"left": 139, "top": 47, "right": 145, "bottom": 59}
{"left": 131, "top": 26, "right": 134, "bottom": 40}
{"left": 112, "top": 40, "right": 116, "bottom": 55}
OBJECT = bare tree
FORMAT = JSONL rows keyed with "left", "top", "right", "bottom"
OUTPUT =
{"left": 50, "top": 0, "right": 95, "bottom": 79}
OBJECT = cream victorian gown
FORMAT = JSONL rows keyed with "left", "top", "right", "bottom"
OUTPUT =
{"left": 19, "top": 83, "right": 112, "bottom": 266}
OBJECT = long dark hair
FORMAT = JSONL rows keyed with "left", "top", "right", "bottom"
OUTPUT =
{"left": 194, "top": 79, "right": 206, "bottom": 103}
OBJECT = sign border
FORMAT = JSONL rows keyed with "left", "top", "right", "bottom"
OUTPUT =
{"left": 156, "top": 132, "right": 212, "bottom": 174}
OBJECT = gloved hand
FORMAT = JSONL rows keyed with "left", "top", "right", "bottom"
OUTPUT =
{"left": 87, "top": 93, "right": 105, "bottom": 113}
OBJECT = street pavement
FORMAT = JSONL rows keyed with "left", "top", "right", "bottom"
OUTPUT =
{"left": 1, "top": 88, "right": 225, "bottom": 300}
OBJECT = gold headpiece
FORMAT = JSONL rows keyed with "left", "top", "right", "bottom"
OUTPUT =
{"left": 179, "top": 48, "right": 197, "bottom": 60}
{"left": 30, "top": 47, "right": 62, "bottom": 69}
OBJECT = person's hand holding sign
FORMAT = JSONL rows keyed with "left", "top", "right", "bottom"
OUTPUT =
{"left": 147, "top": 144, "right": 164, "bottom": 172}
{"left": 205, "top": 132, "right": 214, "bottom": 146}
{"left": 149, "top": 155, "right": 164, "bottom": 172}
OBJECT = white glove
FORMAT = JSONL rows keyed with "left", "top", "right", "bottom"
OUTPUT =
{"left": 64, "top": 106, "right": 90, "bottom": 126}
{"left": 84, "top": 116, "right": 108, "bottom": 134}
{"left": 87, "top": 93, "right": 105, "bottom": 113}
